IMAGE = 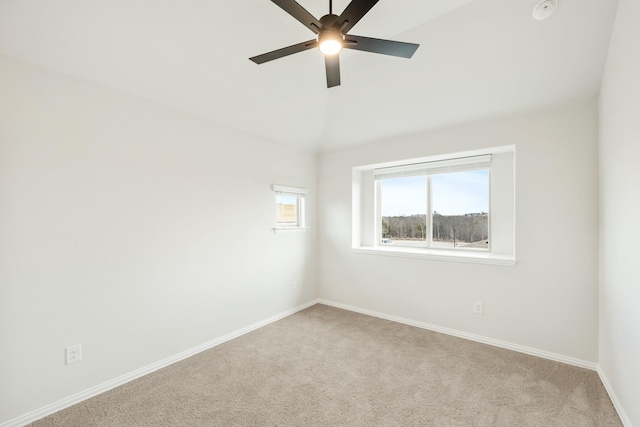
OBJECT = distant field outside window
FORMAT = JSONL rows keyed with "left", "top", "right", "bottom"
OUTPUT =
{"left": 276, "top": 194, "right": 299, "bottom": 226}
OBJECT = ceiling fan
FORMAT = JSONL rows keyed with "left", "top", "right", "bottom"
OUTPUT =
{"left": 249, "top": 0, "right": 420, "bottom": 88}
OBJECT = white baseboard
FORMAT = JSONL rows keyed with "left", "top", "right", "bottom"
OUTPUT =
{"left": 8, "top": 300, "right": 625, "bottom": 427}
{"left": 317, "top": 299, "right": 598, "bottom": 371}
{"left": 0, "top": 299, "right": 320, "bottom": 427}
{"left": 597, "top": 365, "right": 633, "bottom": 427}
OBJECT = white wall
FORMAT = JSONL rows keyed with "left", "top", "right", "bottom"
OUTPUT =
{"left": 318, "top": 99, "right": 600, "bottom": 363}
{"left": 0, "top": 55, "right": 317, "bottom": 424}
{"left": 599, "top": 0, "right": 640, "bottom": 424}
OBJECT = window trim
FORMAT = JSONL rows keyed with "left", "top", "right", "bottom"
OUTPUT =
{"left": 372, "top": 154, "right": 491, "bottom": 178}
{"left": 352, "top": 246, "right": 516, "bottom": 266}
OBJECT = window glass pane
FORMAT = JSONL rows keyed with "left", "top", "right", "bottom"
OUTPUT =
{"left": 276, "top": 194, "right": 298, "bottom": 225}
{"left": 380, "top": 176, "right": 427, "bottom": 244}
{"left": 431, "top": 170, "right": 489, "bottom": 249}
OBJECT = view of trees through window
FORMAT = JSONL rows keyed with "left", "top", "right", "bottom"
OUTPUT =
{"left": 380, "top": 170, "right": 489, "bottom": 249}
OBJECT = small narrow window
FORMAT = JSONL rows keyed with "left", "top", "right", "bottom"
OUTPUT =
{"left": 273, "top": 185, "right": 307, "bottom": 233}
{"left": 276, "top": 193, "right": 299, "bottom": 226}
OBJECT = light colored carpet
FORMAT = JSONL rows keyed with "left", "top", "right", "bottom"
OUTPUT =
{"left": 31, "top": 304, "right": 621, "bottom": 426}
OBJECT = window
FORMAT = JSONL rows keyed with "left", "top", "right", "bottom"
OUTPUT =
{"left": 273, "top": 185, "right": 307, "bottom": 233}
{"left": 376, "top": 156, "right": 490, "bottom": 251}
{"left": 431, "top": 171, "right": 489, "bottom": 249}
{"left": 353, "top": 146, "right": 515, "bottom": 265}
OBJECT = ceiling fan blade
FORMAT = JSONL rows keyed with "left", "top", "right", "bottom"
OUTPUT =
{"left": 250, "top": 39, "right": 318, "bottom": 64}
{"left": 333, "top": 0, "right": 379, "bottom": 34}
{"left": 325, "top": 55, "right": 341, "bottom": 88}
{"left": 344, "top": 35, "right": 419, "bottom": 58}
{"left": 272, "top": 0, "right": 322, "bottom": 34}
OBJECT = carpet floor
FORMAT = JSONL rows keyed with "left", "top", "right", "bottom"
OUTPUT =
{"left": 30, "top": 304, "right": 621, "bottom": 426}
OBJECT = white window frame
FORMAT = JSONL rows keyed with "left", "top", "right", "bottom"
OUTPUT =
{"left": 374, "top": 155, "right": 491, "bottom": 252}
{"left": 273, "top": 185, "right": 308, "bottom": 234}
{"left": 352, "top": 146, "right": 516, "bottom": 266}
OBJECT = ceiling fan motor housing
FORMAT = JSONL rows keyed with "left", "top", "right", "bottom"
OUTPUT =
{"left": 319, "top": 13, "right": 339, "bottom": 29}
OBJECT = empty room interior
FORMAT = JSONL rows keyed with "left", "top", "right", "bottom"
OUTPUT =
{"left": 0, "top": 0, "right": 639, "bottom": 425}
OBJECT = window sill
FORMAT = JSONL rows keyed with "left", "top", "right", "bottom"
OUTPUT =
{"left": 352, "top": 246, "right": 516, "bottom": 266}
{"left": 273, "top": 227, "right": 308, "bottom": 234}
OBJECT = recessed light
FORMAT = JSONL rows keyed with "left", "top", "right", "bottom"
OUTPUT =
{"left": 533, "top": 0, "right": 558, "bottom": 20}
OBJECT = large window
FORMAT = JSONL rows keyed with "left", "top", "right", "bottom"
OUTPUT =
{"left": 376, "top": 156, "right": 490, "bottom": 251}
{"left": 353, "top": 146, "right": 515, "bottom": 265}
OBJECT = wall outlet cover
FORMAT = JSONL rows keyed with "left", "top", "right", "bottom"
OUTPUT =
{"left": 473, "top": 301, "right": 484, "bottom": 314}
{"left": 66, "top": 344, "right": 82, "bottom": 365}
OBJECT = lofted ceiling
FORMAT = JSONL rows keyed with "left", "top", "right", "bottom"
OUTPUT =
{"left": 0, "top": 0, "right": 619, "bottom": 151}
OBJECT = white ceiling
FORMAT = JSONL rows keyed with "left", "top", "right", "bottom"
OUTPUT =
{"left": 0, "top": 0, "right": 618, "bottom": 151}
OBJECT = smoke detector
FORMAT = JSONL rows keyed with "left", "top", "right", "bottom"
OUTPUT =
{"left": 533, "top": 0, "right": 558, "bottom": 20}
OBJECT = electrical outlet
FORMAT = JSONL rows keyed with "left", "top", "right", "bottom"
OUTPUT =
{"left": 473, "top": 301, "right": 484, "bottom": 314}
{"left": 66, "top": 344, "right": 82, "bottom": 365}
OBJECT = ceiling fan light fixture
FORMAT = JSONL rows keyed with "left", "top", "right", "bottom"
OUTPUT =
{"left": 318, "top": 30, "right": 343, "bottom": 55}
{"left": 249, "top": 0, "right": 420, "bottom": 88}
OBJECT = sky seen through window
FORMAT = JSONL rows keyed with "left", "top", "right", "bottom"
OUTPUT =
{"left": 380, "top": 170, "right": 489, "bottom": 217}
